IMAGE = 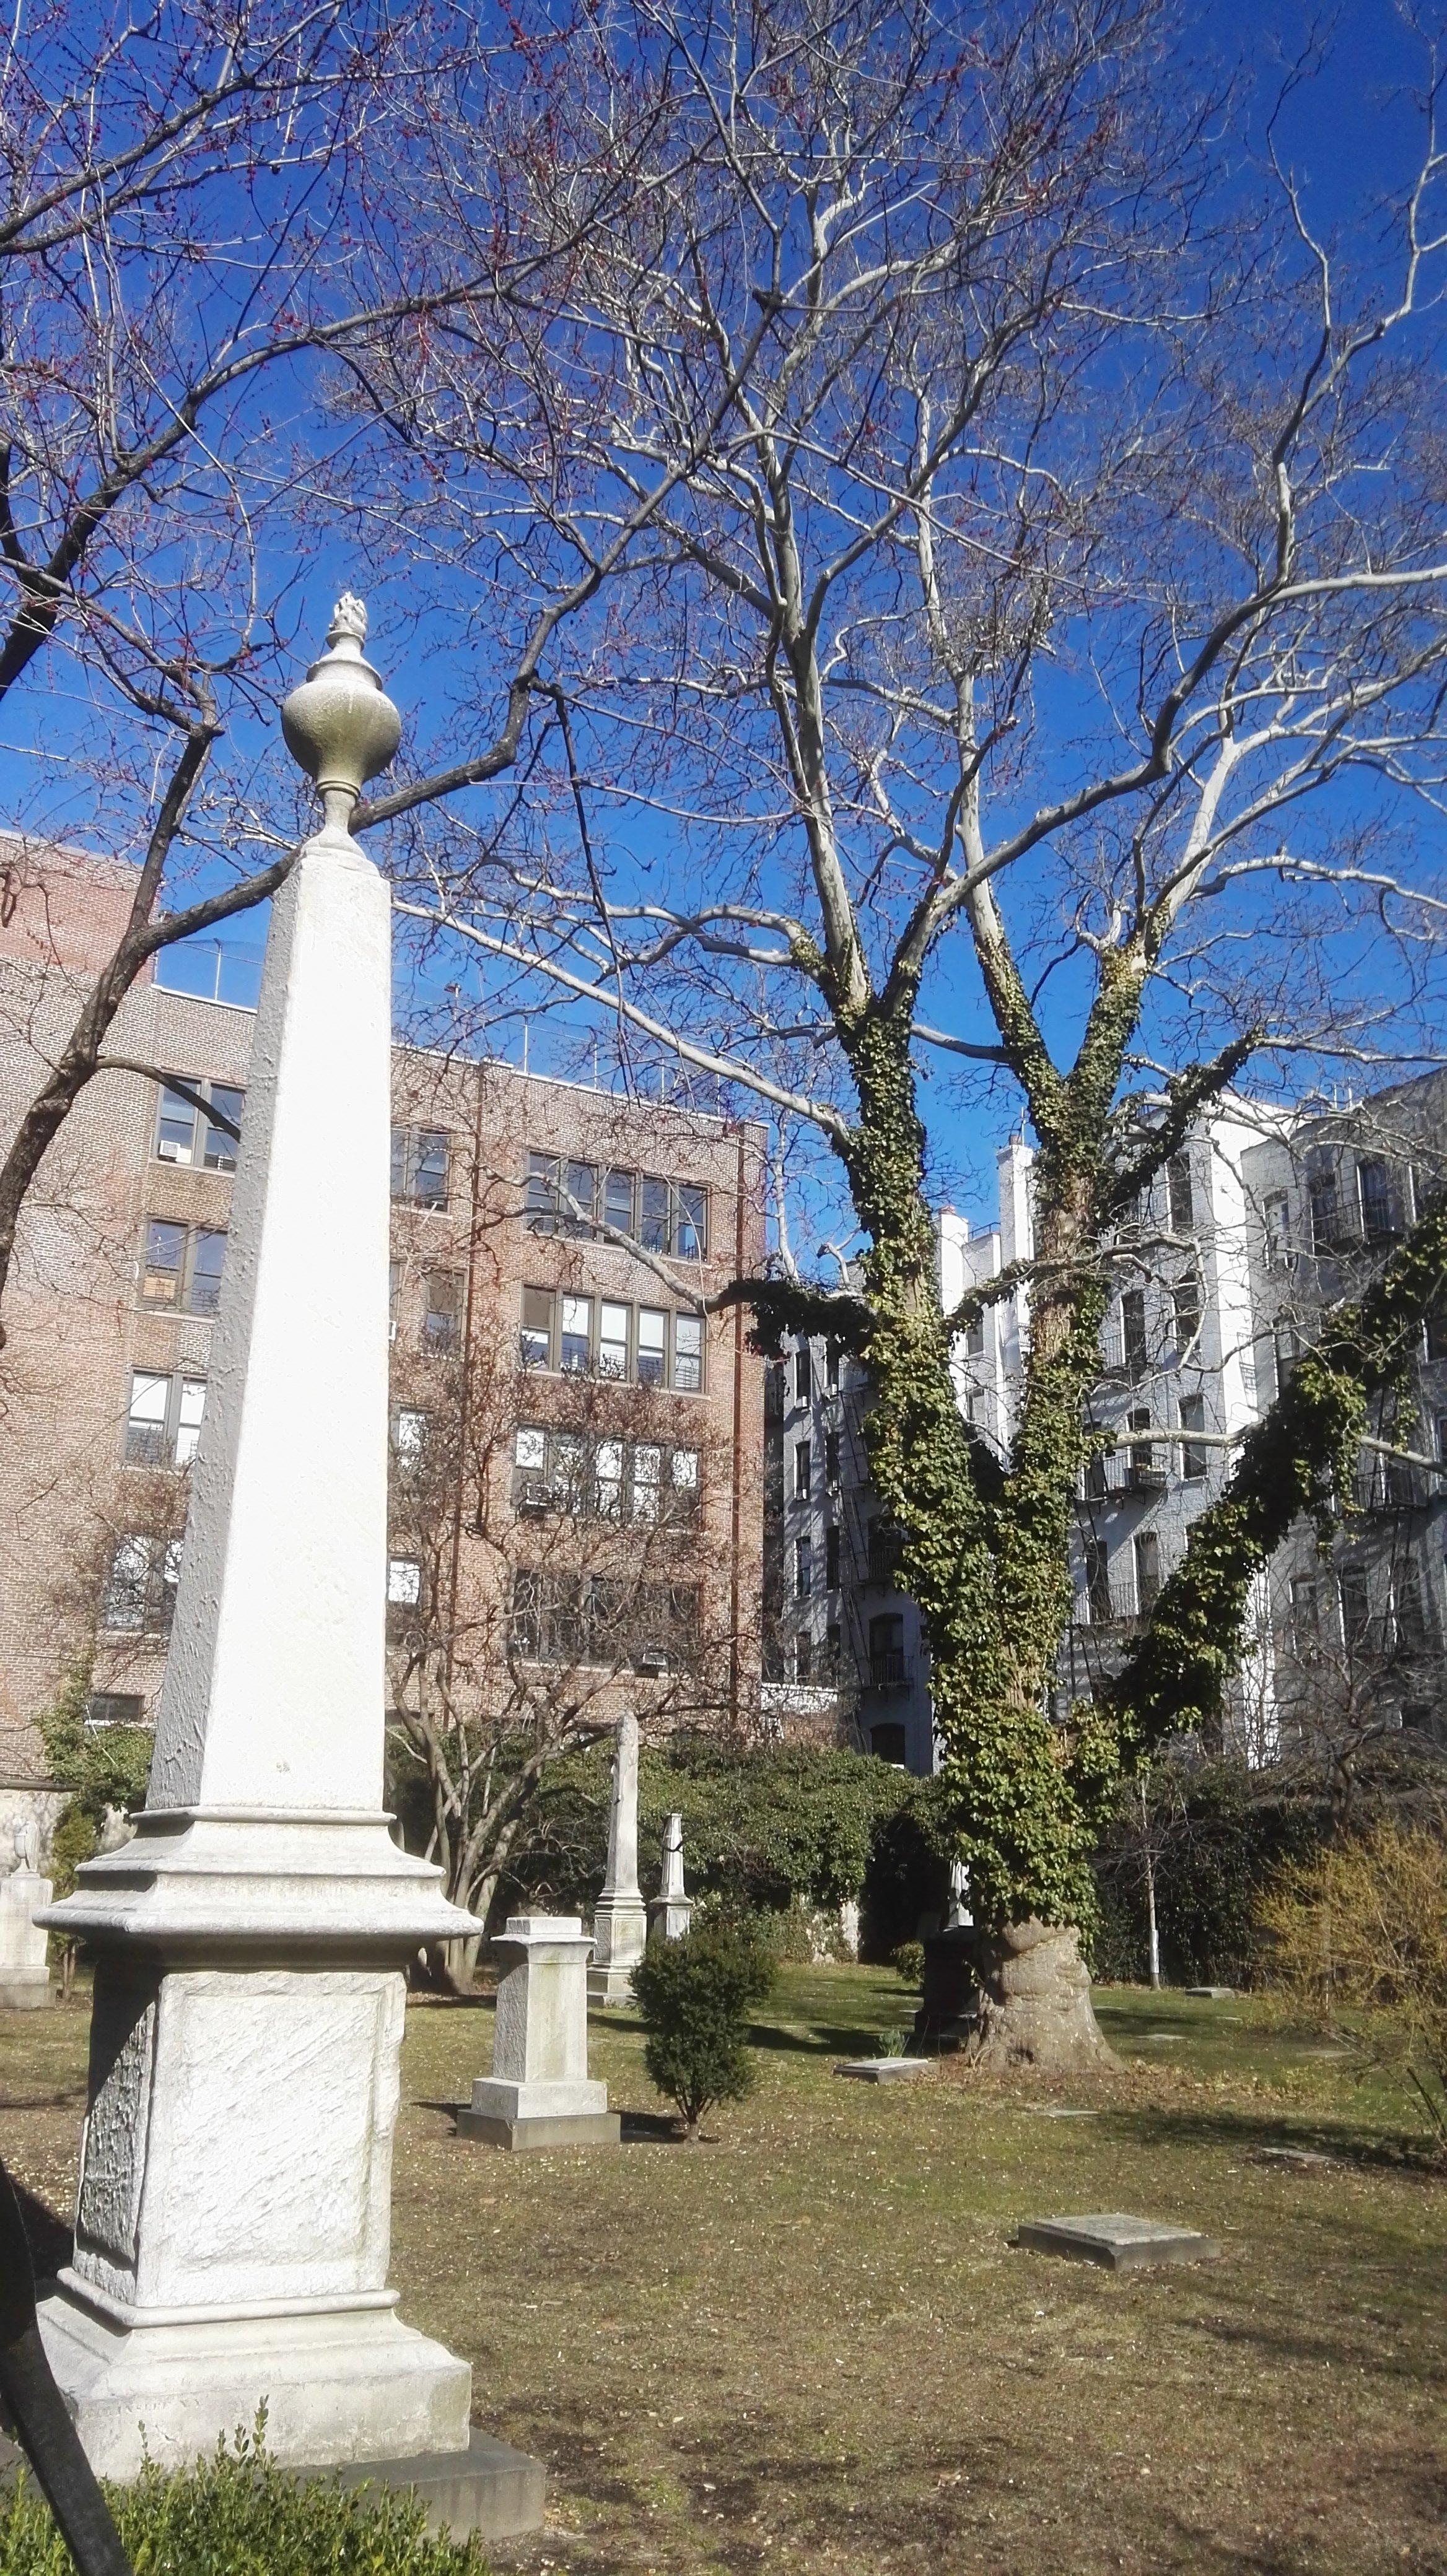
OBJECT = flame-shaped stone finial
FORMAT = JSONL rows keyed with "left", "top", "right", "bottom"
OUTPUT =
{"left": 281, "top": 593, "right": 401, "bottom": 811}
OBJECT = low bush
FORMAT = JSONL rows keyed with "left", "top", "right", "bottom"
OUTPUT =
{"left": 0, "top": 2420, "right": 493, "bottom": 2575}
{"left": 631, "top": 1917, "right": 777, "bottom": 2138}
{"left": 1257, "top": 1821, "right": 1447, "bottom": 2154}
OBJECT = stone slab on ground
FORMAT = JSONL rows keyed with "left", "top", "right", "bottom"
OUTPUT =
{"left": 1015, "top": 2213, "right": 1220, "bottom": 2271}
{"left": 834, "top": 2057, "right": 936, "bottom": 2084}
{"left": 1026, "top": 2106, "right": 1100, "bottom": 2119}
{"left": 455, "top": 2106, "right": 621, "bottom": 2151}
{"left": 1185, "top": 1985, "right": 1236, "bottom": 1999}
{"left": 1250, "top": 2144, "right": 1339, "bottom": 2171}
{"left": 317, "top": 2430, "right": 546, "bottom": 2543}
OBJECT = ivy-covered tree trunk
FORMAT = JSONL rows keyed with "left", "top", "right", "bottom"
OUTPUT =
{"left": 826, "top": 995, "right": 1124, "bottom": 2066}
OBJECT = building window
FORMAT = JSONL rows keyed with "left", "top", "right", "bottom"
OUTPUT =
{"left": 598, "top": 1300, "right": 630, "bottom": 1380}
{"left": 1274, "top": 1319, "right": 1301, "bottom": 1396}
{"left": 794, "top": 1440, "right": 811, "bottom": 1500}
{"left": 1262, "top": 1190, "right": 1291, "bottom": 1269}
{"left": 673, "top": 1313, "right": 704, "bottom": 1391}
{"left": 154, "top": 1077, "right": 244, "bottom": 1171}
{"left": 387, "top": 1556, "right": 422, "bottom": 1640}
{"left": 795, "top": 1633, "right": 813, "bottom": 1685}
{"left": 104, "top": 1533, "right": 181, "bottom": 1635}
{"left": 1308, "top": 1165, "right": 1341, "bottom": 1254}
{"left": 1121, "top": 1289, "right": 1148, "bottom": 1381}
{"left": 512, "top": 1426, "right": 699, "bottom": 1523}
{"left": 1085, "top": 1538, "right": 1111, "bottom": 1625}
{"left": 825, "top": 1525, "right": 841, "bottom": 1591}
{"left": 1127, "top": 1407, "right": 1158, "bottom": 1490}
{"left": 86, "top": 1692, "right": 145, "bottom": 1729}
{"left": 1356, "top": 1156, "right": 1395, "bottom": 1245}
{"left": 393, "top": 1409, "right": 429, "bottom": 1471}
{"left": 795, "top": 1537, "right": 812, "bottom": 1599}
{"left": 1179, "top": 1393, "right": 1207, "bottom": 1482}
{"left": 870, "top": 1721, "right": 907, "bottom": 1764}
{"left": 525, "top": 1155, "right": 707, "bottom": 1255}
{"left": 421, "top": 1271, "right": 462, "bottom": 1354}
{"left": 824, "top": 1342, "right": 841, "bottom": 1391}
{"left": 517, "top": 1289, "right": 702, "bottom": 1390}
{"left": 1167, "top": 1152, "right": 1194, "bottom": 1232}
{"left": 1290, "top": 1576, "right": 1320, "bottom": 1654}
{"left": 1393, "top": 1564, "right": 1427, "bottom": 1654}
{"left": 1339, "top": 1565, "right": 1371, "bottom": 1653}
{"left": 140, "top": 1218, "right": 226, "bottom": 1315}
{"left": 825, "top": 1429, "right": 841, "bottom": 1486}
{"left": 1171, "top": 1272, "right": 1201, "bottom": 1359}
{"left": 510, "top": 1569, "right": 699, "bottom": 1671}
{"left": 868, "top": 1611, "right": 906, "bottom": 1689}
{"left": 125, "top": 1370, "right": 206, "bottom": 1467}
{"left": 1133, "top": 1528, "right": 1160, "bottom": 1615}
{"left": 391, "top": 1125, "right": 450, "bottom": 1208}
{"left": 794, "top": 1343, "right": 813, "bottom": 1404}
{"left": 824, "top": 1621, "right": 841, "bottom": 1673}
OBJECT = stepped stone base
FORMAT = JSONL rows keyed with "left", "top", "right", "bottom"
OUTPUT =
{"left": 313, "top": 2429, "right": 546, "bottom": 2541}
{"left": 456, "top": 2106, "right": 621, "bottom": 2152}
{"left": 37, "top": 2278, "right": 471, "bottom": 2479}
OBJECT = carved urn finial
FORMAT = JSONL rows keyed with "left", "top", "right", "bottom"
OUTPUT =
{"left": 281, "top": 593, "right": 402, "bottom": 818}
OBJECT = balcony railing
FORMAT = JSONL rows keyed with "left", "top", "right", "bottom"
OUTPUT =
{"left": 867, "top": 1649, "right": 913, "bottom": 1692}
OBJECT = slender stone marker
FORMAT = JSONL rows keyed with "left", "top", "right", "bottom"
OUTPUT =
{"left": 34, "top": 601, "right": 520, "bottom": 2500}
{"left": 459, "top": 1917, "right": 619, "bottom": 2150}
{"left": 0, "top": 1824, "right": 52, "bottom": 2008}
{"left": 588, "top": 1713, "right": 647, "bottom": 2005}
{"left": 647, "top": 1811, "right": 694, "bottom": 1943}
{"left": 1015, "top": 2213, "right": 1220, "bottom": 2270}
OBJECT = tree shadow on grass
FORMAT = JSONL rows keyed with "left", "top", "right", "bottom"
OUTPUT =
{"left": 1094, "top": 2095, "right": 1438, "bottom": 2176}
{"left": 745, "top": 2017, "right": 891, "bottom": 2058}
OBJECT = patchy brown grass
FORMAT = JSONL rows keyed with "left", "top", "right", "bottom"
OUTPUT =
{"left": 3, "top": 1972, "right": 1445, "bottom": 2575}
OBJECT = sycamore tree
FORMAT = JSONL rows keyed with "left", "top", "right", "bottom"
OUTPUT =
{"left": 385, "top": 1, "right": 1447, "bottom": 2060}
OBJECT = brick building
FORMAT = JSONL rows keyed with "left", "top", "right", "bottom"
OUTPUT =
{"left": 0, "top": 843, "right": 768, "bottom": 1850}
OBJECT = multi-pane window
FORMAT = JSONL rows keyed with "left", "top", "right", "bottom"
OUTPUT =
{"left": 1127, "top": 1406, "right": 1157, "bottom": 1487}
{"left": 1308, "top": 1165, "right": 1341, "bottom": 1253}
{"left": 141, "top": 1219, "right": 226, "bottom": 1315}
{"left": 794, "top": 1343, "right": 813, "bottom": 1403}
{"left": 824, "top": 1429, "right": 841, "bottom": 1486}
{"left": 1339, "top": 1564, "right": 1371, "bottom": 1652}
{"left": 795, "top": 1536, "right": 813, "bottom": 1599}
{"left": 1393, "top": 1563, "right": 1427, "bottom": 1653}
{"left": 518, "top": 1289, "right": 703, "bottom": 1391}
{"left": 421, "top": 1271, "right": 462, "bottom": 1354}
{"left": 794, "top": 1440, "right": 811, "bottom": 1500}
{"left": 1121, "top": 1289, "right": 1148, "bottom": 1381}
{"left": 1132, "top": 1528, "right": 1160, "bottom": 1615}
{"left": 825, "top": 1525, "right": 841, "bottom": 1591}
{"left": 1171, "top": 1273, "right": 1202, "bottom": 1359}
{"left": 1166, "top": 1152, "right": 1194, "bottom": 1232}
{"left": 386, "top": 1556, "right": 422, "bottom": 1640}
{"left": 391, "top": 1125, "right": 450, "bottom": 1208}
{"left": 525, "top": 1154, "right": 707, "bottom": 1256}
{"left": 510, "top": 1568, "right": 699, "bottom": 1671}
{"left": 1084, "top": 1538, "right": 1111, "bottom": 1625}
{"left": 125, "top": 1370, "right": 206, "bottom": 1466}
{"left": 868, "top": 1611, "right": 905, "bottom": 1687}
{"left": 512, "top": 1425, "right": 699, "bottom": 1522}
{"left": 87, "top": 1692, "right": 144, "bottom": 1729}
{"left": 1290, "top": 1577, "right": 1321, "bottom": 1654}
{"left": 1356, "top": 1155, "right": 1394, "bottom": 1243}
{"left": 1179, "top": 1393, "right": 1207, "bottom": 1482}
{"left": 393, "top": 1409, "right": 429, "bottom": 1471}
{"left": 1263, "top": 1190, "right": 1292, "bottom": 1269}
{"left": 104, "top": 1533, "right": 181, "bottom": 1634}
{"left": 154, "top": 1076, "right": 244, "bottom": 1171}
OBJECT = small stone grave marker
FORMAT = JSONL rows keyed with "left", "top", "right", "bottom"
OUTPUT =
{"left": 834, "top": 2057, "right": 935, "bottom": 2085}
{"left": 1185, "top": 1985, "right": 1236, "bottom": 2000}
{"left": 1015, "top": 2213, "right": 1220, "bottom": 2271}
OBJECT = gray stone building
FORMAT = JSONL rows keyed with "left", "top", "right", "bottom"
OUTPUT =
{"left": 766, "top": 1076, "right": 1447, "bottom": 1776}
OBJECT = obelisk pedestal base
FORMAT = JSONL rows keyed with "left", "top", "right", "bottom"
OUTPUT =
{"left": 37, "top": 2281, "right": 471, "bottom": 2479}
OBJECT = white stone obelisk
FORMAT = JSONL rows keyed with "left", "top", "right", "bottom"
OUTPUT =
{"left": 647, "top": 1812, "right": 693, "bottom": 1943}
{"left": 37, "top": 598, "right": 478, "bottom": 2477}
{"left": 587, "top": 1713, "right": 647, "bottom": 2004}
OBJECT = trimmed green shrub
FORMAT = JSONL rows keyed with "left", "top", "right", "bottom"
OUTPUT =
{"left": 631, "top": 1917, "right": 777, "bottom": 2138}
{"left": 0, "top": 2420, "right": 492, "bottom": 2575}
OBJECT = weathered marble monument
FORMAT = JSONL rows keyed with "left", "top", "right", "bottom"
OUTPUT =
{"left": 648, "top": 1811, "right": 693, "bottom": 1943}
{"left": 587, "top": 1712, "right": 647, "bottom": 2005}
{"left": 0, "top": 1819, "right": 51, "bottom": 2008}
{"left": 36, "top": 600, "right": 485, "bottom": 2479}
{"left": 458, "top": 1916, "right": 619, "bottom": 2151}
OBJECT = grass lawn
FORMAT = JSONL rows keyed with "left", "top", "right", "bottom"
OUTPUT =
{"left": 2, "top": 1969, "right": 1445, "bottom": 2575}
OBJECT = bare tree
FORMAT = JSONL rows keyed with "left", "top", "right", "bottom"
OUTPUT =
{"left": 381, "top": 2, "right": 1447, "bottom": 2060}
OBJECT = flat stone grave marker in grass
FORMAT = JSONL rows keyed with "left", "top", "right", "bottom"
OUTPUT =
{"left": 1185, "top": 1985, "right": 1236, "bottom": 1999}
{"left": 1026, "top": 2106, "right": 1100, "bottom": 2118}
{"left": 1015, "top": 2213, "right": 1220, "bottom": 2271}
{"left": 1249, "top": 2144, "right": 1339, "bottom": 2171}
{"left": 834, "top": 2058, "right": 936, "bottom": 2084}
